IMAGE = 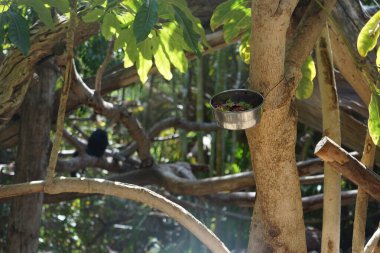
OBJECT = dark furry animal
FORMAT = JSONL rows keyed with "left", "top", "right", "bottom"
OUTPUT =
{"left": 86, "top": 129, "right": 108, "bottom": 157}
{"left": 70, "top": 129, "right": 108, "bottom": 177}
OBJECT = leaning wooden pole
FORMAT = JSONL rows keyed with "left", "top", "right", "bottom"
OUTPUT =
{"left": 314, "top": 137, "right": 380, "bottom": 201}
{"left": 352, "top": 132, "right": 376, "bottom": 253}
{"left": 316, "top": 26, "right": 342, "bottom": 253}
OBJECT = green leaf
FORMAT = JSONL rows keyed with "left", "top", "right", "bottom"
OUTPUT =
{"left": 157, "top": 0, "right": 174, "bottom": 19}
{"left": 101, "top": 12, "right": 120, "bottom": 39}
{"left": 357, "top": 10, "right": 380, "bottom": 57}
{"left": 133, "top": 0, "right": 158, "bottom": 43}
{"left": 210, "top": 0, "right": 249, "bottom": 31}
{"left": 369, "top": 91, "right": 380, "bottom": 146}
{"left": 114, "top": 29, "right": 128, "bottom": 50}
{"left": 136, "top": 52, "right": 153, "bottom": 83}
{"left": 159, "top": 23, "right": 187, "bottom": 72}
{"left": 90, "top": 0, "right": 106, "bottom": 6}
{"left": 121, "top": 0, "right": 141, "bottom": 12}
{"left": 377, "top": 46, "right": 380, "bottom": 72}
{"left": 168, "top": 0, "right": 208, "bottom": 48}
{"left": 21, "top": 0, "right": 54, "bottom": 29}
{"left": 7, "top": 11, "right": 30, "bottom": 55}
{"left": 43, "top": 0, "right": 70, "bottom": 13}
{"left": 115, "top": 12, "right": 134, "bottom": 26}
{"left": 82, "top": 8, "right": 104, "bottom": 23}
{"left": 239, "top": 42, "right": 250, "bottom": 64}
{"left": 154, "top": 39, "right": 172, "bottom": 80}
{"left": 123, "top": 27, "right": 138, "bottom": 68}
{"left": 173, "top": 6, "right": 201, "bottom": 57}
{"left": 0, "top": 4, "right": 9, "bottom": 13}
{"left": 296, "top": 55, "right": 316, "bottom": 100}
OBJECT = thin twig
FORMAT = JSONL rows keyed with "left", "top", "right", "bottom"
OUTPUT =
{"left": 46, "top": 0, "right": 77, "bottom": 183}
{"left": 94, "top": 38, "right": 115, "bottom": 94}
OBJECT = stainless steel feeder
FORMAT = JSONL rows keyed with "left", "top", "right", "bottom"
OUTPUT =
{"left": 210, "top": 89, "right": 264, "bottom": 130}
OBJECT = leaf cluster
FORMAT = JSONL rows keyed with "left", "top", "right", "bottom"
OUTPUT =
{"left": 357, "top": 10, "right": 380, "bottom": 146}
{"left": 0, "top": 0, "right": 70, "bottom": 55}
{"left": 82, "top": 0, "right": 209, "bottom": 83}
{"left": 210, "top": 0, "right": 251, "bottom": 64}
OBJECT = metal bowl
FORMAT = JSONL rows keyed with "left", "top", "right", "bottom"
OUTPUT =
{"left": 210, "top": 89, "right": 264, "bottom": 130}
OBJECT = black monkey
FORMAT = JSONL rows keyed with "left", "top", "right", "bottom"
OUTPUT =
{"left": 86, "top": 128, "right": 109, "bottom": 157}
{"left": 70, "top": 129, "right": 108, "bottom": 177}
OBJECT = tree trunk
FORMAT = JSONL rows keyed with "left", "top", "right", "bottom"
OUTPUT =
{"left": 246, "top": 1, "right": 306, "bottom": 252}
{"left": 316, "top": 27, "right": 342, "bottom": 253}
{"left": 6, "top": 61, "right": 56, "bottom": 253}
{"left": 196, "top": 58, "right": 205, "bottom": 164}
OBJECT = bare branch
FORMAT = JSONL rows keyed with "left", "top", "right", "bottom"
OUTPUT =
{"left": 46, "top": 3, "right": 77, "bottom": 182}
{"left": 123, "top": 117, "right": 219, "bottom": 156}
{"left": 286, "top": 0, "right": 337, "bottom": 69}
{"left": 364, "top": 223, "right": 380, "bottom": 253}
{"left": 94, "top": 38, "right": 115, "bottom": 94}
{"left": 0, "top": 178, "right": 231, "bottom": 253}
{"left": 62, "top": 129, "right": 86, "bottom": 153}
{"left": 315, "top": 137, "right": 380, "bottom": 201}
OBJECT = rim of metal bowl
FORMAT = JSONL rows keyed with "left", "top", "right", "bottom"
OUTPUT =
{"left": 210, "top": 89, "right": 264, "bottom": 113}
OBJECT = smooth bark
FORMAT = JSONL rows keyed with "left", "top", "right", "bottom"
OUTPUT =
{"left": 316, "top": 27, "right": 342, "bottom": 253}
{"left": 315, "top": 137, "right": 380, "bottom": 201}
{"left": 246, "top": 1, "right": 307, "bottom": 252}
{"left": 352, "top": 133, "right": 376, "bottom": 253}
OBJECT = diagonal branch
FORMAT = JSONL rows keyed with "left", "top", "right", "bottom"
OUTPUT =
{"left": 286, "top": 0, "right": 337, "bottom": 69}
{"left": 315, "top": 136, "right": 380, "bottom": 201}
{"left": 46, "top": 1, "right": 77, "bottom": 182}
{"left": 94, "top": 38, "right": 115, "bottom": 94}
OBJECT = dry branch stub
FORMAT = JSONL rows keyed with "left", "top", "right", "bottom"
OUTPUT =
{"left": 314, "top": 137, "right": 380, "bottom": 201}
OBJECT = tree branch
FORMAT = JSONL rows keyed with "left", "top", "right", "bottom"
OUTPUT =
{"left": 314, "top": 137, "right": 380, "bottom": 201}
{"left": 94, "top": 38, "right": 115, "bottom": 94}
{"left": 364, "top": 223, "right": 380, "bottom": 253}
{"left": 46, "top": 2, "right": 77, "bottom": 182}
{"left": 0, "top": 178, "right": 231, "bottom": 253}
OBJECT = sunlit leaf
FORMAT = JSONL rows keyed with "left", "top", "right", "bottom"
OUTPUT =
{"left": 238, "top": 33, "right": 250, "bottom": 64}
{"left": 377, "top": 46, "right": 380, "bottom": 72}
{"left": 369, "top": 91, "right": 380, "bottom": 146}
{"left": 159, "top": 23, "right": 187, "bottom": 72}
{"left": 7, "top": 11, "right": 30, "bottom": 55}
{"left": 133, "top": 0, "right": 158, "bottom": 43}
{"left": 173, "top": 6, "right": 201, "bottom": 57}
{"left": 357, "top": 10, "right": 380, "bottom": 57}
{"left": 210, "top": 0, "right": 249, "bottom": 31}
{"left": 136, "top": 34, "right": 154, "bottom": 82}
{"left": 168, "top": 0, "right": 209, "bottom": 48}
{"left": 101, "top": 12, "right": 120, "bottom": 39}
{"left": 153, "top": 39, "right": 172, "bottom": 80}
{"left": 123, "top": 27, "right": 138, "bottom": 68}
{"left": 296, "top": 55, "right": 316, "bottom": 100}
{"left": 115, "top": 12, "right": 134, "bottom": 26}
{"left": 136, "top": 53, "right": 152, "bottom": 83}
{"left": 114, "top": 29, "right": 128, "bottom": 50}
{"left": 0, "top": 4, "right": 9, "bottom": 13}
{"left": 121, "top": 0, "right": 141, "bottom": 12}
{"left": 82, "top": 8, "right": 104, "bottom": 23}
